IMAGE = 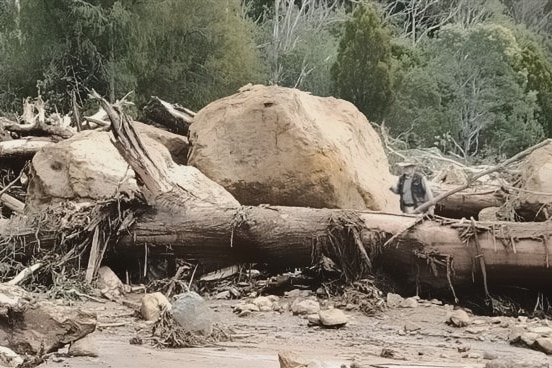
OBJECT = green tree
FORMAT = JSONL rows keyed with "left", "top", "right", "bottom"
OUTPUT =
{"left": 124, "top": 0, "right": 264, "bottom": 110}
{"left": 331, "top": 4, "right": 394, "bottom": 122}
{"left": 426, "top": 23, "right": 543, "bottom": 158}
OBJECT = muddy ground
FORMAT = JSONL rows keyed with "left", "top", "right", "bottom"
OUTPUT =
{"left": 37, "top": 291, "right": 552, "bottom": 368}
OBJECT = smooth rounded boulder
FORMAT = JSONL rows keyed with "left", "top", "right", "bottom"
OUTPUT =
{"left": 188, "top": 84, "right": 398, "bottom": 212}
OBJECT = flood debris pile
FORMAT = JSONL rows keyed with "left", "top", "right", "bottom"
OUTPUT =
{"left": 1, "top": 84, "right": 552, "bottom": 366}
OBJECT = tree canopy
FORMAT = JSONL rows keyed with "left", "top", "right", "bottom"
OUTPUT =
{"left": 0, "top": 0, "right": 551, "bottom": 161}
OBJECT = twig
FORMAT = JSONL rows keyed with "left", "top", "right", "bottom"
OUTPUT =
{"left": 85, "top": 226, "right": 101, "bottom": 283}
{"left": 187, "top": 264, "right": 198, "bottom": 291}
{"left": 98, "top": 322, "right": 128, "bottom": 328}
{"left": 446, "top": 255, "right": 458, "bottom": 303}
{"left": 543, "top": 236, "right": 550, "bottom": 269}
{"left": 415, "top": 139, "right": 552, "bottom": 213}
{"left": 470, "top": 217, "right": 490, "bottom": 298}
{"left": 67, "top": 289, "right": 106, "bottom": 303}
{"left": 0, "top": 162, "right": 28, "bottom": 197}
{"left": 166, "top": 266, "right": 186, "bottom": 297}
{"left": 6, "top": 262, "right": 43, "bottom": 285}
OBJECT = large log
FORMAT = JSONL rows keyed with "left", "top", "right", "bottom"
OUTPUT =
{"left": 115, "top": 205, "right": 552, "bottom": 293}
{"left": 2, "top": 205, "right": 550, "bottom": 296}
{"left": 435, "top": 184, "right": 506, "bottom": 219}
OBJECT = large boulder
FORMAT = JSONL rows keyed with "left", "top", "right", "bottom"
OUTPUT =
{"left": 27, "top": 127, "right": 238, "bottom": 212}
{"left": 188, "top": 84, "right": 398, "bottom": 212}
{"left": 518, "top": 142, "right": 552, "bottom": 214}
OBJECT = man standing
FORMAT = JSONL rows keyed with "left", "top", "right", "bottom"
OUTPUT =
{"left": 390, "top": 162, "right": 434, "bottom": 214}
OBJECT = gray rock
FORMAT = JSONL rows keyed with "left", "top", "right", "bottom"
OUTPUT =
{"left": 483, "top": 351, "right": 498, "bottom": 360}
{"left": 214, "top": 290, "right": 231, "bottom": 300}
{"left": 252, "top": 296, "right": 274, "bottom": 310}
{"left": 171, "top": 292, "right": 214, "bottom": 336}
{"left": 68, "top": 335, "right": 99, "bottom": 358}
{"left": 536, "top": 337, "right": 552, "bottom": 354}
{"left": 404, "top": 321, "right": 422, "bottom": 332}
{"left": 0, "top": 346, "right": 23, "bottom": 367}
{"left": 447, "top": 310, "right": 471, "bottom": 327}
{"left": 140, "top": 292, "right": 171, "bottom": 321}
{"left": 400, "top": 297, "right": 418, "bottom": 308}
{"left": 520, "top": 332, "right": 539, "bottom": 346}
{"left": 291, "top": 299, "right": 320, "bottom": 315}
{"left": 319, "top": 309, "right": 348, "bottom": 327}
{"left": 307, "top": 314, "right": 320, "bottom": 325}
{"left": 530, "top": 326, "right": 552, "bottom": 336}
{"left": 386, "top": 293, "right": 404, "bottom": 308}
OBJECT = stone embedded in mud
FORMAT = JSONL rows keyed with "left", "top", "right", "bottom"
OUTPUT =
{"left": 400, "top": 297, "right": 418, "bottom": 308}
{"left": 68, "top": 335, "right": 99, "bottom": 357}
{"left": 0, "top": 346, "right": 23, "bottom": 367}
{"left": 252, "top": 296, "right": 275, "bottom": 310}
{"left": 404, "top": 321, "right": 422, "bottom": 332}
{"left": 446, "top": 309, "right": 471, "bottom": 327}
{"left": 171, "top": 292, "right": 214, "bottom": 336}
{"left": 529, "top": 326, "right": 552, "bottom": 336}
{"left": 277, "top": 351, "right": 323, "bottom": 368}
{"left": 386, "top": 293, "right": 404, "bottom": 308}
{"left": 291, "top": 299, "right": 320, "bottom": 316}
{"left": 140, "top": 292, "right": 171, "bottom": 321}
{"left": 96, "top": 266, "right": 126, "bottom": 299}
{"left": 536, "top": 337, "right": 552, "bottom": 354}
{"left": 319, "top": 308, "right": 348, "bottom": 328}
{"left": 307, "top": 314, "right": 320, "bottom": 326}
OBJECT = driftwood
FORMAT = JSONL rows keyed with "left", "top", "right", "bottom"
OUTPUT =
{"left": 415, "top": 139, "right": 552, "bottom": 214}
{"left": 0, "top": 137, "right": 57, "bottom": 158}
{"left": 143, "top": 96, "right": 195, "bottom": 135}
{"left": 0, "top": 116, "right": 74, "bottom": 139}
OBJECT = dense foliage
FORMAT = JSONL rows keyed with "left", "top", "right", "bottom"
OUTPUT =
{"left": 0, "top": 0, "right": 551, "bottom": 160}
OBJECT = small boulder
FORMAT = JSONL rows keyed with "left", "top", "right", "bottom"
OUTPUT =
{"left": 307, "top": 314, "right": 320, "bottom": 326}
{"left": 96, "top": 266, "right": 125, "bottom": 299}
{"left": 140, "top": 292, "right": 171, "bottom": 321}
{"left": 68, "top": 335, "right": 99, "bottom": 358}
{"left": 171, "top": 292, "right": 214, "bottom": 336}
{"left": 252, "top": 296, "right": 274, "bottom": 311}
{"left": 291, "top": 299, "right": 320, "bottom": 315}
{"left": 447, "top": 309, "right": 471, "bottom": 327}
{"left": 535, "top": 337, "right": 552, "bottom": 354}
{"left": 400, "top": 297, "right": 418, "bottom": 308}
{"left": 278, "top": 351, "right": 323, "bottom": 368}
{"left": 0, "top": 346, "right": 23, "bottom": 367}
{"left": 386, "top": 293, "right": 404, "bottom": 308}
{"left": 319, "top": 309, "right": 348, "bottom": 328}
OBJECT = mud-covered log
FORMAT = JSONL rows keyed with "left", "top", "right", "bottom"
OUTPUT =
{"left": 112, "top": 205, "right": 552, "bottom": 294}
{"left": 0, "top": 137, "right": 56, "bottom": 158}
{"left": 143, "top": 96, "right": 195, "bottom": 135}
{"left": 435, "top": 184, "right": 506, "bottom": 219}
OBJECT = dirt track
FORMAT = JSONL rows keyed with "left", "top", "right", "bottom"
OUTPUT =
{"left": 36, "top": 291, "right": 552, "bottom": 368}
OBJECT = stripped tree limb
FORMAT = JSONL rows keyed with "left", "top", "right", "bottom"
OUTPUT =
{"left": 0, "top": 137, "right": 57, "bottom": 158}
{"left": 0, "top": 116, "right": 74, "bottom": 139}
{"left": 415, "top": 139, "right": 552, "bottom": 214}
{"left": 143, "top": 96, "right": 195, "bottom": 136}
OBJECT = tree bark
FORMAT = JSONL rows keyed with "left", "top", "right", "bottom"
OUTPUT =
{"left": 3, "top": 205, "right": 551, "bottom": 294}
{"left": 143, "top": 96, "right": 195, "bottom": 136}
{"left": 114, "top": 205, "right": 552, "bottom": 293}
{"left": 434, "top": 184, "right": 506, "bottom": 219}
{"left": 0, "top": 137, "right": 56, "bottom": 158}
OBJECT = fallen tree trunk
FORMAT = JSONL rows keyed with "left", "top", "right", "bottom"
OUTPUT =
{"left": 143, "top": 96, "right": 195, "bottom": 135}
{"left": 2, "top": 205, "right": 550, "bottom": 296}
{"left": 434, "top": 184, "right": 506, "bottom": 219}
{"left": 117, "top": 206, "right": 552, "bottom": 292}
{"left": 0, "top": 137, "right": 57, "bottom": 158}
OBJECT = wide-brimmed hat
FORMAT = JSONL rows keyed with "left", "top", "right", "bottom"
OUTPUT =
{"left": 397, "top": 161, "right": 417, "bottom": 168}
